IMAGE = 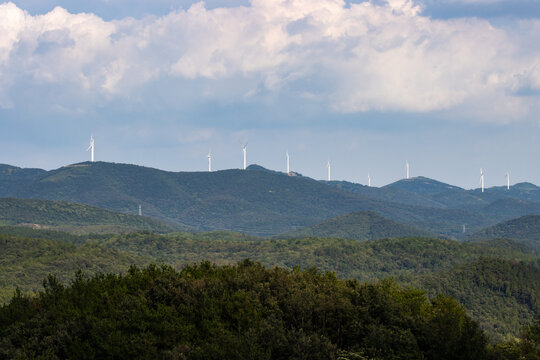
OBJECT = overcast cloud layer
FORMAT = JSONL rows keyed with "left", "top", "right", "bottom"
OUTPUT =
{"left": 1, "top": 0, "right": 540, "bottom": 117}
{"left": 1, "top": 0, "right": 540, "bottom": 187}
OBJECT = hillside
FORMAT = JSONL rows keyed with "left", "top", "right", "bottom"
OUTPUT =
{"left": 98, "top": 233, "right": 536, "bottom": 282}
{"left": 0, "top": 228, "right": 537, "bottom": 341}
{"left": 384, "top": 176, "right": 464, "bottom": 194}
{"left": 330, "top": 176, "right": 540, "bottom": 215}
{"left": 468, "top": 215, "right": 540, "bottom": 250}
{"left": 0, "top": 197, "right": 178, "bottom": 234}
{"left": 0, "top": 162, "right": 493, "bottom": 237}
{"left": 0, "top": 262, "right": 490, "bottom": 360}
{"left": 278, "top": 211, "right": 434, "bottom": 240}
{"left": 0, "top": 233, "right": 148, "bottom": 303}
{"left": 418, "top": 258, "right": 540, "bottom": 342}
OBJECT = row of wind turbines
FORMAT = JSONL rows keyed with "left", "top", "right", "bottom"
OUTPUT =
{"left": 86, "top": 135, "right": 511, "bottom": 191}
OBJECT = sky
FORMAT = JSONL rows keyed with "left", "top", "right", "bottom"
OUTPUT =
{"left": 1, "top": 0, "right": 540, "bottom": 188}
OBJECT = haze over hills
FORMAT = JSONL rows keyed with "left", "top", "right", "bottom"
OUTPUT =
{"left": 467, "top": 215, "right": 540, "bottom": 251}
{"left": 0, "top": 197, "right": 178, "bottom": 234}
{"left": 278, "top": 211, "right": 434, "bottom": 240}
{"left": 0, "top": 161, "right": 497, "bottom": 237}
{"left": 3, "top": 162, "right": 540, "bottom": 237}
{"left": 329, "top": 176, "right": 540, "bottom": 210}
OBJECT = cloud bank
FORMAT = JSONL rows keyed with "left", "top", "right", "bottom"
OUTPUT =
{"left": 0, "top": 0, "right": 539, "bottom": 123}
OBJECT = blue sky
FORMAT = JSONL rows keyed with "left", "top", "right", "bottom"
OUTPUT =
{"left": 1, "top": 0, "right": 539, "bottom": 188}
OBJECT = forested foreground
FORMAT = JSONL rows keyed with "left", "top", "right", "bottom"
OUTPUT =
{"left": 0, "top": 261, "right": 539, "bottom": 360}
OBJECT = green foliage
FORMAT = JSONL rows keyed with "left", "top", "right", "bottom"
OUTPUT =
{"left": 417, "top": 258, "right": 540, "bottom": 343}
{"left": 468, "top": 215, "right": 540, "bottom": 250}
{"left": 278, "top": 211, "right": 434, "bottom": 240}
{"left": 0, "top": 162, "right": 502, "bottom": 237}
{"left": 100, "top": 233, "right": 537, "bottom": 282}
{"left": 0, "top": 197, "right": 177, "bottom": 234}
{"left": 489, "top": 319, "right": 540, "bottom": 359}
{"left": 0, "top": 233, "right": 148, "bottom": 304}
{"left": 0, "top": 262, "right": 490, "bottom": 360}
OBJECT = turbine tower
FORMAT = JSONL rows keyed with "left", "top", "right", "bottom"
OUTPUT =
{"left": 506, "top": 172, "right": 510, "bottom": 191}
{"left": 86, "top": 134, "right": 95, "bottom": 162}
{"left": 286, "top": 151, "right": 290, "bottom": 174}
{"left": 480, "top": 168, "right": 485, "bottom": 193}
{"left": 207, "top": 150, "right": 212, "bottom": 172}
{"left": 242, "top": 143, "right": 247, "bottom": 170}
{"left": 368, "top": 173, "right": 371, "bottom": 187}
{"left": 406, "top": 160, "right": 410, "bottom": 179}
{"left": 138, "top": 205, "right": 142, "bottom": 216}
{"left": 327, "top": 160, "right": 331, "bottom": 181}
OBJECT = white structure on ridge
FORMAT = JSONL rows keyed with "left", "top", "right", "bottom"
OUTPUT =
{"left": 480, "top": 168, "right": 485, "bottom": 193}
{"left": 327, "top": 160, "right": 331, "bottom": 181}
{"left": 406, "top": 160, "right": 410, "bottom": 179}
{"left": 86, "top": 135, "right": 95, "bottom": 162}
{"left": 207, "top": 150, "right": 212, "bottom": 172}
{"left": 368, "top": 173, "right": 371, "bottom": 187}
{"left": 138, "top": 205, "right": 142, "bottom": 216}
{"left": 506, "top": 172, "right": 510, "bottom": 191}
{"left": 242, "top": 143, "right": 247, "bottom": 170}
{"left": 286, "top": 151, "right": 290, "bottom": 174}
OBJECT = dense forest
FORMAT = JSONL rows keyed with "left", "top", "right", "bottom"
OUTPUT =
{"left": 0, "top": 228, "right": 538, "bottom": 341}
{"left": 0, "top": 197, "right": 176, "bottom": 234}
{"left": 0, "top": 162, "right": 517, "bottom": 237}
{"left": 278, "top": 211, "right": 433, "bottom": 240}
{"left": 468, "top": 215, "right": 540, "bottom": 250}
{"left": 0, "top": 262, "right": 512, "bottom": 359}
{"left": 1, "top": 262, "right": 538, "bottom": 359}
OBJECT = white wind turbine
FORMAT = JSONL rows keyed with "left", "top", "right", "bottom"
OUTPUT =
{"left": 242, "top": 143, "right": 248, "bottom": 170}
{"left": 326, "top": 160, "right": 331, "bottom": 181}
{"left": 286, "top": 151, "right": 290, "bottom": 174}
{"left": 506, "top": 172, "right": 510, "bottom": 191}
{"left": 406, "top": 160, "right": 410, "bottom": 179}
{"left": 86, "top": 134, "right": 95, "bottom": 162}
{"left": 368, "top": 173, "right": 371, "bottom": 187}
{"left": 480, "top": 168, "right": 485, "bottom": 193}
{"left": 207, "top": 150, "right": 212, "bottom": 172}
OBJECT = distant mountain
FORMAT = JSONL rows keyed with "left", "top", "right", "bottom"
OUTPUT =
{"left": 467, "top": 215, "right": 540, "bottom": 250}
{"left": 0, "top": 162, "right": 493, "bottom": 237}
{"left": 384, "top": 176, "right": 463, "bottom": 195}
{"left": 278, "top": 211, "right": 433, "bottom": 240}
{"left": 0, "top": 198, "right": 178, "bottom": 234}
{"left": 328, "top": 177, "right": 540, "bottom": 230}
{"left": 327, "top": 180, "right": 446, "bottom": 208}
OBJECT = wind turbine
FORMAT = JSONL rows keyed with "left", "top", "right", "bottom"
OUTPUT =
{"left": 86, "top": 134, "right": 95, "bottom": 162}
{"left": 242, "top": 143, "right": 247, "bottom": 170}
{"left": 138, "top": 205, "right": 142, "bottom": 216}
{"left": 480, "top": 168, "right": 485, "bottom": 193}
{"left": 327, "top": 160, "right": 331, "bottom": 181}
{"left": 207, "top": 150, "right": 212, "bottom": 172}
{"left": 406, "top": 160, "right": 410, "bottom": 179}
{"left": 506, "top": 172, "right": 510, "bottom": 190}
{"left": 286, "top": 151, "right": 290, "bottom": 174}
{"left": 368, "top": 173, "right": 371, "bottom": 187}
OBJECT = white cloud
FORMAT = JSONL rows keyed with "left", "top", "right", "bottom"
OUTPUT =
{"left": 0, "top": 0, "right": 539, "bottom": 122}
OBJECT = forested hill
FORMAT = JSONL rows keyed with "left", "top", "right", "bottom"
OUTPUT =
{"left": 0, "top": 161, "right": 490, "bottom": 237}
{"left": 0, "top": 229, "right": 538, "bottom": 341}
{"left": 278, "top": 211, "right": 434, "bottom": 240}
{"left": 468, "top": 215, "right": 540, "bottom": 250}
{"left": 329, "top": 176, "right": 540, "bottom": 213}
{"left": 418, "top": 258, "right": 540, "bottom": 342}
{"left": 0, "top": 261, "right": 497, "bottom": 359}
{"left": 0, "top": 197, "right": 178, "bottom": 234}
